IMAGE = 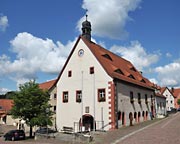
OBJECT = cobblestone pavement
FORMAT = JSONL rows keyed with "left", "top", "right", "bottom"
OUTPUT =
{"left": 108, "top": 113, "right": 180, "bottom": 144}
{"left": 0, "top": 113, "right": 179, "bottom": 144}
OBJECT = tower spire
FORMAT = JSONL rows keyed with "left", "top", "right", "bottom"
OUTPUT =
{"left": 81, "top": 13, "right": 91, "bottom": 41}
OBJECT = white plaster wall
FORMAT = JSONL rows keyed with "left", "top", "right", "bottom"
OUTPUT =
{"left": 56, "top": 39, "right": 112, "bottom": 131}
{"left": 116, "top": 82, "right": 154, "bottom": 126}
{"left": 49, "top": 87, "right": 57, "bottom": 128}
{"left": 155, "top": 96, "right": 166, "bottom": 116}
{"left": 163, "top": 89, "right": 175, "bottom": 111}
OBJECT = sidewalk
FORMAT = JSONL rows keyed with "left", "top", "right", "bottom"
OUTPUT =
{"left": 91, "top": 118, "right": 165, "bottom": 144}
{"left": 0, "top": 117, "right": 168, "bottom": 144}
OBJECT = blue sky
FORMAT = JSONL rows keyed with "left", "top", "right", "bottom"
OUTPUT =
{"left": 0, "top": 0, "right": 180, "bottom": 94}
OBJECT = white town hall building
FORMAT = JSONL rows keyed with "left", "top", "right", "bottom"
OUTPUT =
{"left": 54, "top": 16, "right": 155, "bottom": 132}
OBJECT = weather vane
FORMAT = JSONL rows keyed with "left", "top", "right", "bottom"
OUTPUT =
{"left": 85, "top": 9, "right": 88, "bottom": 21}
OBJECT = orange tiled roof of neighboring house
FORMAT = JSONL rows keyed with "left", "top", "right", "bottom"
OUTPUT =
{"left": 39, "top": 79, "right": 56, "bottom": 90}
{"left": 160, "top": 87, "right": 166, "bottom": 94}
{"left": 0, "top": 99, "right": 13, "bottom": 113}
{"left": 173, "top": 88, "right": 180, "bottom": 98}
{"left": 55, "top": 36, "right": 154, "bottom": 90}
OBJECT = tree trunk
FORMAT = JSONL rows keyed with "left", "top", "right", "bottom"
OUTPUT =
{"left": 29, "top": 125, "right": 33, "bottom": 138}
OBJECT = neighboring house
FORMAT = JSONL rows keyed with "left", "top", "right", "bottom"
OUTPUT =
{"left": 0, "top": 99, "right": 13, "bottom": 124}
{"left": 39, "top": 79, "right": 57, "bottom": 128}
{"left": 0, "top": 99, "right": 27, "bottom": 131}
{"left": 154, "top": 87, "right": 166, "bottom": 118}
{"left": 54, "top": 17, "right": 155, "bottom": 132}
{"left": 160, "top": 87, "right": 175, "bottom": 111}
{"left": 172, "top": 88, "right": 180, "bottom": 109}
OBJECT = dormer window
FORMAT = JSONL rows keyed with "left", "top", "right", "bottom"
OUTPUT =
{"left": 128, "top": 74, "right": 135, "bottom": 79}
{"left": 102, "top": 54, "right": 113, "bottom": 61}
{"left": 114, "top": 69, "right": 124, "bottom": 75}
{"left": 140, "top": 79, "right": 146, "bottom": 83}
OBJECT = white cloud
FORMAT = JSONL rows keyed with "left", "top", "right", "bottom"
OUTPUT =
{"left": 0, "top": 15, "right": 8, "bottom": 31}
{"left": 0, "top": 87, "right": 10, "bottom": 94}
{"left": 110, "top": 41, "right": 159, "bottom": 71}
{"left": 155, "top": 62, "right": 180, "bottom": 87}
{"left": 0, "top": 32, "right": 76, "bottom": 85}
{"left": 77, "top": 0, "right": 142, "bottom": 39}
{"left": 149, "top": 78, "right": 158, "bottom": 85}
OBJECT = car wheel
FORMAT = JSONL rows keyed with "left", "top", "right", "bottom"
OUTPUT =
{"left": 11, "top": 136, "right": 15, "bottom": 141}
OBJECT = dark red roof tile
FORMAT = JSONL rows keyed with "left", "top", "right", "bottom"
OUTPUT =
{"left": 82, "top": 36, "right": 154, "bottom": 90}
{"left": 0, "top": 99, "right": 13, "bottom": 112}
{"left": 39, "top": 79, "right": 56, "bottom": 90}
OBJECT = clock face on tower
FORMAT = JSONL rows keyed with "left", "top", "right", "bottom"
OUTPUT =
{"left": 78, "top": 49, "right": 84, "bottom": 57}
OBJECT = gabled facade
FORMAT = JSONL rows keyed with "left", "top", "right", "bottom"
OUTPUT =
{"left": 39, "top": 79, "right": 57, "bottom": 128}
{"left": 0, "top": 99, "right": 13, "bottom": 124}
{"left": 172, "top": 88, "right": 180, "bottom": 109}
{"left": 55, "top": 18, "right": 155, "bottom": 132}
{"left": 160, "top": 87, "right": 175, "bottom": 111}
{"left": 154, "top": 86, "right": 166, "bottom": 117}
{"left": 39, "top": 79, "right": 57, "bottom": 113}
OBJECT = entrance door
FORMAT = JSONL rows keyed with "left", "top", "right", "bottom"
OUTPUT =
{"left": 82, "top": 115, "right": 94, "bottom": 131}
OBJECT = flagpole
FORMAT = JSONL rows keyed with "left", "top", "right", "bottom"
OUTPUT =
{"left": 93, "top": 72, "right": 96, "bottom": 131}
{"left": 81, "top": 71, "right": 84, "bottom": 132}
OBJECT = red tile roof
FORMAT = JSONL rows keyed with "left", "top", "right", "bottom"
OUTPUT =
{"left": 0, "top": 99, "right": 13, "bottom": 112}
{"left": 54, "top": 36, "right": 154, "bottom": 90}
{"left": 39, "top": 79, "right": 56, "bottom": 90}
{"left": 173, "top": 88, "right": 180, "bottom": 98}
{"left": 160, "top": 87, "right": 166, "bottom": 94}
{"left": 82, "top": 36, "right": 154, "bottom": 90}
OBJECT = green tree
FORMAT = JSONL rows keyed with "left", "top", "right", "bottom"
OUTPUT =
{"left": 10, "top": 80, "right": 53, "bottom": 138}
{"left": 177, "top": 99, "right": 180, "bottom": 106}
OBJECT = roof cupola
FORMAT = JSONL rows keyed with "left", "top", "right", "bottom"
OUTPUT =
{"left": 81, "top": 14, "right": 91, "bottom": 41}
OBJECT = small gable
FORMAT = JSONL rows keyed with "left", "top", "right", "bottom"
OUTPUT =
{"left": 140, "top": 79, "right": 146, "bottom": 83}
{"left": 128, "top": 74, "right": 135, "bottom": 80}
{"left": 102, "top": 54, "right": 113, "bottom": 61}
{"left": 114, "top": 69, "right": 124, "bottom": 75}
